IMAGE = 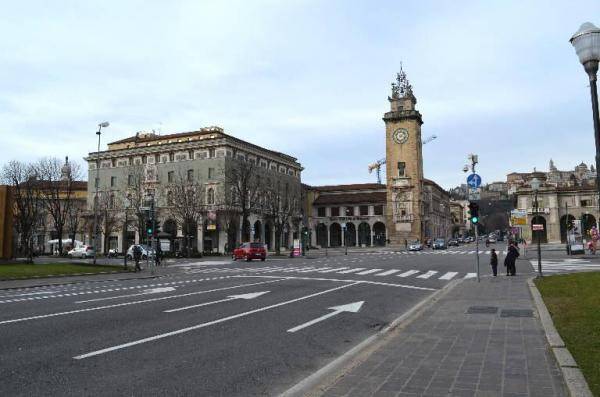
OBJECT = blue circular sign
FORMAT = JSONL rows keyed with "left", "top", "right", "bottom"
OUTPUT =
{"left": 467, "top": 174, "right": 482, "bottom": 188}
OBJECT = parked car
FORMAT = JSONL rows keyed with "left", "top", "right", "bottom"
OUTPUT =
{"left": 408, "top": 241, "right": 423, "bottom": 251}
{"left": 107, "top": 248, "right": 119, "bottom": 258}
{"left": 68, "top": 245, "right": 94, "bottom": 258}
{"left": 448, "top": 239, "right": 459, "bottom": 247}
{"left": 126, "top": 244, "right": 155, "bottom": 260}
{"left": 487, "top": 236, "right": 497, "bottom": 243}
{"left": 433, "top": 238, "right": 447, "bottom": 250}
{"left": 233, "top": 242, "right": 267, "bottom": 261}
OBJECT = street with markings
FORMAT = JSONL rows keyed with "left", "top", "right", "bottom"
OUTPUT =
{"left": 0, "top": 244, "right": 595, "bottom": 396}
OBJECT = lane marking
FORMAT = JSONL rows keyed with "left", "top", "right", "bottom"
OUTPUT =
{"left": 287, "top": 301, "right": 364, "bottom": 333}
{"left": 233, "top": 275, "right": 436, "bottom": 291}
{"left": 438, "top": 272, "right": 458, "bottom": 280}
{"left": 164, "top": 291, "right": 270, "bottom": 313}
{"left": 375, "top": 269, "right": 401, "bottom": 276}
{"left": 397, "top": 270, "right": 419, "bottom": 278}
{"left": 417, "top": 271, "right": 438, "bottom": 279}
{"left": 0, "top": 279, "right": 284, "bottom": 326}
{"left": 355, "top": 269, "right": 383, "bottom": 275}
{"left": 318, "top": 267, "right": 350, "bottom": 273}
{"left": 337, "top": 268, "right": 366, "bottom": 274}
{"left": 75, "top": 287, "right": 176, "bottom": 304}
{"left": 74, "top": 282, "right": 361, "bottom": 359}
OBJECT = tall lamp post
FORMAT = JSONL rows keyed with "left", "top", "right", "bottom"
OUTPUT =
{"left": 570, "top": 23, "right": 600, "bottom": 212}
{"left": 531, "top": 177, "right": 542, "bottom": 278}
{"left": 92, "top": 121, "right": 109, "bottom": 265}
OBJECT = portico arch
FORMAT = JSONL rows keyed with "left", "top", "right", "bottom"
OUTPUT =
{"left": 560, "top": 214, "right": 575, "bottom": 243}
{"left": 330, "top": 223, "right": 342, "bottom": 247}
{"left": 345, "top": 223, "right": 357, "bottom": 247}
{"left": 531, "top": 215, "right": 547, "bottom": 244}
{"left": 316, "top": 223, "right": 328, "bottom": 247}
{"left": 358, "top": 222, "right": 371, "bottom": 246}
{"left": 373, "top": 222, "right": 386, "bottom": 246}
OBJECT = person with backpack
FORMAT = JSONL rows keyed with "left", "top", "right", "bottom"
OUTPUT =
{"left": 133, "top": 245, "right": 142, "bottom": 272}
{"left": 504, "top": 242, "right": 520, "bottom": 276}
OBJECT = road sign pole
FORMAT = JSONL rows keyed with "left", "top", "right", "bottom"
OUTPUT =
{"left": 475, "top": 223, "right": 480, "bottom": 282}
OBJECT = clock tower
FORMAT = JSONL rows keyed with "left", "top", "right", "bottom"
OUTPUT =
{"left": 383, "top": 68, "right": 424, "bottom": 245}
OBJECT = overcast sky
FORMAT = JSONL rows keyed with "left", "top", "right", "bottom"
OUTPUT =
{"left": 1, "top": 0, "right": 600, "bottom": 188}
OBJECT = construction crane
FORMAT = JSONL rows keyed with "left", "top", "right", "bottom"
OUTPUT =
{"left": 368, "top": 135, "right": 437, "bottom": 184}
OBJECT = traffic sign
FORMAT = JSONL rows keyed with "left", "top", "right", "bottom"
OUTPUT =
{"left": 532, "top": 224, "right": 544, "bottom": 231}
{"left": 467, "top": 174, "right": 482, "bottom": 188}
{"left": 468, "top": 188, "right": 481, "bottom": 201}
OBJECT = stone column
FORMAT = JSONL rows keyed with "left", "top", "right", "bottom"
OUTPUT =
{"left": 370, "top": 229, "right": 374, "bottom": 247}
{"left": 260, "top": 219, "right": 266, "bottom": 243}
{"left": 197, "top": 223, "right": 204, "bottom": 253}
{"left": 135, "top": 230, "right": 140, "bottom": 245}
{"left": 341, "top": 227, "right": 345, "bottom": 247}
{"left": 355, "top": 223, "right": 359, "bottom": 247}
{"left": 327, "top": 225, "right": 331, "bottom": 247}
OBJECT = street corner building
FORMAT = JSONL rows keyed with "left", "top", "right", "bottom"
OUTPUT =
{"left": 84, "top": 127, "right": 304, "bottom": 255}
{"left": 304, "top": 67, "right": 455, "bottom": 248}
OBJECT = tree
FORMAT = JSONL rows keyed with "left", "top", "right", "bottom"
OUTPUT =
{"left": 225, "top": 160, "right": 262, "bottom": 242}
{"left": 1, "top": 161, "right": 42, "bottom": 262}
{"left": 214, "top": 185, "right": 240, "bottom": 253}
{"left": 123, "top": 165, "right": 150, "bottom": 244}
{"left": 263, "top": 179, "right": 300, "bottom": 255}
{"left": 66, "top": 198, "right": 85, "bottom": 249}
{"left": 35, "top": 157, "right": 82, "bottom": 255}
{"left": 163, "top": 172, "right": 207, "bottom": 256}
{"left": 96, "top": 191, "right": 122, "bottom": 255}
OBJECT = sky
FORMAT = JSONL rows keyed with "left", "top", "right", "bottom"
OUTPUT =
{"left": 1, "top": 0, "right": 600, "bottom": 189}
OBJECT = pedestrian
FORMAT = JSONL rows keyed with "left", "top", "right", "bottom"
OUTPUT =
{"left": 490, "top": 248, "right": 498, "bottom": 277}
{"left": 404, "top": 239, "right": 408, "bottom": 251}
{"left": 505, "top": 242, "right": 520, "bottom": 276}
{"left": 133, "top": 244, "right": 142, "bottom": 272}
{"left": 155, "top": 242, "right": 162, "bottom": 266}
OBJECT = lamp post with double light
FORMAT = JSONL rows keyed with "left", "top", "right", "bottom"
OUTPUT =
{"left": 570, "top": 23, "right": 600, "bottom": 212}
{"left": 92, "top": 121, "right": 109, "bottom": 265}
{"left": 531, "top": 177, "right": 542, "bottom": 278}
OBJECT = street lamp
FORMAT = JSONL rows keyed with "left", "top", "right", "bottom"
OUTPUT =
{"left": 570, "top": 22, "right": 600, "bottom": 212}
{"left": 123, "top": 195, "right": 130, "bottom": 270}
{"left": 92, "top": 121, "right": 109, "bottom": 265}
{"left": 531, "top": 177, "right": 542, "bottom": 277}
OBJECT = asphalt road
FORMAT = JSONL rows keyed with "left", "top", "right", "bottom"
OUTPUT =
{"left": 0, "top": 243, "right": 565, "bottom": 396}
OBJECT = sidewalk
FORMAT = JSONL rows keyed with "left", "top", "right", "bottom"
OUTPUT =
{"left": 316, "top": 275, "right": 568, "bottom": 397}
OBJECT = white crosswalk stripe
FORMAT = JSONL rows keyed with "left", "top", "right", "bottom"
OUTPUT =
{"left": 417, "top": 270, "right": 438, "bottom": 279}
{"left": 397, "top": 270, "right": 420, "bottom": 278}
{"left": 375, "top": 269, "right": 401, "bottom": 276}
{"left": 355, "top": 268, "right": 383, "bottom": 275}
{"left": 318, "top": 267, "right": 350, "bottom": 273}
{"left": 337, "top": 268, "right": 366, "bottom": 274}
{"left": 464, "top": 273, "right": 476, "bottom": 279}
{"left": 439, "top": 272, "right": 458, "bottom": 280}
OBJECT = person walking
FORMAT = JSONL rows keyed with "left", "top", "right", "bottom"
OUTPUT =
{"left": 133, "top": 244, "right": 142, "bottom": 272}
{"left": 505, "top": 242, "right": 520, "bottom": 276}
{"left": 155, "top": 242, "right": 162, "bottom": 267}
{"left": 490, "top": 248, "right": 498, "bottom": 277}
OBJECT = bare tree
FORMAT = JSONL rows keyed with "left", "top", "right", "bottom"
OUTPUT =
{"left": 263, "top": 180, "right": 300, "bottom": 255}
{"left": 1, "top": 161, "right": 43, "bottom": 262}
{"left": 66, "top": 199, "right": 85, "bottom": 248}
{"left": 225, "top": 160, "right": 262, "bottom": 241}
{"left": 163, "top": 172, "right": 207, "bottom": 256}
{"left": 35, "top": 157, "right": 82, "bottom": 255}
{"left": 214, "top": 185, "right": 240, "bottom": 253}
{"left": 96, "top": 191, "right": 122, "bottom": 255}
{"left": 124, "top": 165, "right": 149, "bottom": 243}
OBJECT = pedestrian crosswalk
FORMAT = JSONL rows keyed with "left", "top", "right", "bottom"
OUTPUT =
{"left": 357, "top": 250, "right": 506, "bottom": 256}
{"left": 529, "top": 259, "right": 600, "bottom": 274}
{"left": 187, "top": 265, "right": 476, "bottom": 282}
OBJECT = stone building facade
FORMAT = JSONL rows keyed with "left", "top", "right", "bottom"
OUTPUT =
{"left": 85, "top": 127, "right": 303, "bottom": 254}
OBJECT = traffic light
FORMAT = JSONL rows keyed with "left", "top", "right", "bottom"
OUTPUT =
{"left": 468, "top": 202, "right": 479, "bottom": 224}
{"left": 146, "top": 220, "right": 153, "bottom": 236}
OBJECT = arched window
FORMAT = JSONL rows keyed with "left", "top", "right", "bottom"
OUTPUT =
{"left": 207, "top": 188, "right": 215, "bottom": 205}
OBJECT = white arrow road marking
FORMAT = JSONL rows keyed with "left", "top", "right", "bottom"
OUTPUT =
{"left": 75, "top": 287, "right": 177, "bottom": 304}
{"left": 287, "top": 301, "right": 365, "bottom": 333}
{"left": 0, "top": 279, "right": 284, "bottom": 326}
{"left": 73, "top": 282, "right": 361, "bottom": 360}
{"left": 165, "top": 291, "right": 270, "bottom": 312}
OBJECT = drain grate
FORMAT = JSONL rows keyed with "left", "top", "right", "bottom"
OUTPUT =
{"left": 467, "top": 306, "right": 498, "bottom": 314}
{"left": 500, "top": 309, "right": 534, "bottom": 318}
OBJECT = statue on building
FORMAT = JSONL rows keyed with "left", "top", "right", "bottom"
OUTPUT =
{"left": 390, "top": 64, "right": 414, "bottom": 99}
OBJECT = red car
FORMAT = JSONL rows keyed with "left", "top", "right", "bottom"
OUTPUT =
{"left": 233, "top": 242, "right": 267, "bottom": 261}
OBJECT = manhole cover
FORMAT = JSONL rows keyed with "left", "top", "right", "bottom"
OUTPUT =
{"left": 467, "top": 306, "right": 498, "bottom": 314}
{"left": 500, "top": 309, "right": 533, "bottom": 318}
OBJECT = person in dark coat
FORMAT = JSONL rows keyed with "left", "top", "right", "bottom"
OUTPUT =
{"left": 133, "top": 245, "right": 142, "bottom": 272}
{"left": 490, "top": 248, "right": 498, "bottom": 277}
{"left": 505, "top": 243, "right": 520, "bottom": 276}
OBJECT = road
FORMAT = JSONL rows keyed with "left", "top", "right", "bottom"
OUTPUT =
{"left": 0, "top": 243, "right": 559, "bottom": 396}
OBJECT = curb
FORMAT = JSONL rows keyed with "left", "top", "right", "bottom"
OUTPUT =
{"left": 280, "top": 278, "right": 464, "bottom": 397}
{"left": 527, "top": 278, "right": 593, "bottom": 397}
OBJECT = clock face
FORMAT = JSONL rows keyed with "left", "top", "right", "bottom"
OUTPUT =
{"left": 393, "top": 128, "right": 409, "bottom": 144}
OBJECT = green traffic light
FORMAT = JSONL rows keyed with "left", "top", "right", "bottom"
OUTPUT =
{"left": 472, "top": 217, "right": 479, "bottom": 224}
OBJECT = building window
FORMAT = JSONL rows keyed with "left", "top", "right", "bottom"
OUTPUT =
{"left": 208, "top": 168, "right": 215, "bottom": 179}
{"left": 169, "top": 152, "right": 175, "bottom": 162}
{"left": 345, "top": 206, "right": 354, "bottom": 216}
{"left": 207, "top": 188, "right": 215, "bottom": 205}
{"left": 167, "top": 171, "right": 174, "bottom": 183}
{"left": 317, "top": 207, "right": 326, "bottom": 217}
{"left": 374, "top": 205, "right": 383, "bottom": 215}
{"left": 209, "top": 148, "right": 216, "bottom": 158}
{"left": 331, "top": 207, "right": 340, "bottom": 217}
{"left": 167, "top": 191, "right": 173, "bottom": 206}
{"left": 360, "top": 205, "right": 369, "bottom": 216}
{"left": 128, "top": 175, "right": 134, "bottom": 186}
{"left": 397, "top": 162, "right": 406, "bottom": 177}
{"left": 109, "top": 193, "right": 115, "bottom": 209}
{"left": 94, "top": 178, "right": 99, "bottom": 188}
{"left": 110, "top": 176, "right": 116, "bottom": 187}
{"left": 187, "top": 169, "right": 194, "bottom": 182}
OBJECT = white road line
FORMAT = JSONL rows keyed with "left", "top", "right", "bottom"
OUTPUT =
{"left": 417, "top": 270, "right": 438, "bottom": 279}
{"left": 356, "top": 268, "right": 383, "bottom": 275}
{"left": 318, "top": 267, "right": 350, "bottom": 273}
{"left": 464, "top": 273, "right": 476, "bottom": 279}
{"left": 0, "top": 279, "right": 284, "bottom": 326}
{"left": 233, "top": 275, "right": 436, "bottom": 291}
{"left": 337, "top": 268, "right": 366, "bottom": 274}
{"left": 438, "top": 272, "right": 458, "bottom": 280}
{"left": 397, "top": 270, "right": 419, "bottom": 278}
{"left": 75, "top": 287, "right": 177, "bottom": 304}
{"left": 375, "top": 269, "right": 401, "bottom": 276}
{"left": 73, "top": 282, "right": 361, "bottom": 360}
{"left": 298, "top": 267, "right": 330, "bottom": 273}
